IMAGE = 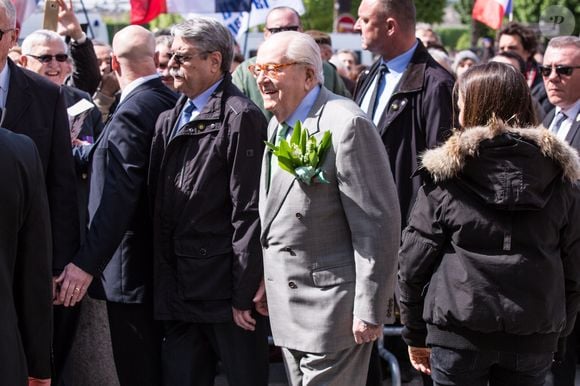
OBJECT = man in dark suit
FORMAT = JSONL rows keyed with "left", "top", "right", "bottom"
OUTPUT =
{"left": 55, "top": 25, "right": 177, "bottom": 386}
{"left": 0, "top": 128, "right": 53, "bottom": 386}
{"left": 148, "top": 17, "right": 268, "bottom": 386}
{"left": 353, "top": 0, "right": 455, "bottom": 383}
{"left": 0, "top": 1, "right": 80, "bottom": 382}
{"left": 542, "top": 35, "right": 580, "bottom": 386}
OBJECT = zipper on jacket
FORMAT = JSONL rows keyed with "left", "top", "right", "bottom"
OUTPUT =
{"left": 503, "top": 214, "right": 513, "bottom": 251}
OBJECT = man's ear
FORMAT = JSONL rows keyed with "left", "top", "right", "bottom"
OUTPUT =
{"left": 153, "top": 51, "right": 160, "bottom": 68}
{"left": 11, "top": 27, "right": 20, "bottom": 46}
{"left": 304, "top": 66, "right": 318, "bottom": 90}
{"left": 209, "top": 51, "right": 222, "bottom": 73}
{"left": 18, "top": 54, "right": 27, "bottom": 67}
{"left": 111, "top": 54, "right": 120, "bottom": 72}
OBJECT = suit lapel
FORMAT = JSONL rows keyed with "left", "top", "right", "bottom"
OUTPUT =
{"left": 261, "top": 88, "right": 328, "bottom": 239}
{"left": 565, "top": 113, "right": 580, "bottom": 145}
{"left": 4, "top": 61, "right": 33, "bottom": 129}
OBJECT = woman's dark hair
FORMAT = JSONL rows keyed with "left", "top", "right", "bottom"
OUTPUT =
{"left": 455, "top": 61, "right": 537, "bottom": 128}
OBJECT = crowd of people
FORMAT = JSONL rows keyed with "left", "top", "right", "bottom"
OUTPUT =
{"left": 1, "top": 0, "right": 579, "bottom": 385}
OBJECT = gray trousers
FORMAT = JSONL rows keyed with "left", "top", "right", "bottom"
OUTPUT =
{"left": 281, "top": 342, "right": 374, "bottom": 386}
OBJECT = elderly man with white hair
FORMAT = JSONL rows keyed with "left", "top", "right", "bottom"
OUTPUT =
{"left": 253, "top": 30, "right": 401, "bottom": 385}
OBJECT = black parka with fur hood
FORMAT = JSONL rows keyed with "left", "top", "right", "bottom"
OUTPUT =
{"left": 398, "top": 124, "right": 580, "bottom": 353}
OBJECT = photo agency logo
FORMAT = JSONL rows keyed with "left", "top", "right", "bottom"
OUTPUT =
{"left": 539, "top": 5, "right": 576, "bottom": 38}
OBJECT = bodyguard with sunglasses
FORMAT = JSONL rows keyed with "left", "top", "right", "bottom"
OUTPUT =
{"left": 542, "top": 35, "right": 580, "bottom": 386}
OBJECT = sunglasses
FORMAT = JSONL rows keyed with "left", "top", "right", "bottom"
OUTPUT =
{"left": 27, "top": 53, "right": 69, "bottom": 63}
{"left": 538, "top": 65, "right": 580, "bottom": 77}
{"left": 265, "top": 26, "right": 300, "bottom": 34}
{"left": 167, "top": 51, "right": 208, "bottom": 66}
{"left": 248, "top": 62, "right": 300, "bottom": 79}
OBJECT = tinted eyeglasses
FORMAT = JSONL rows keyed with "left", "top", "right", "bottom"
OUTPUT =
{"left": 27, "top": 53, "right": 69, "bottom": 63}
{"left": 167, "top": 51, "right": 208, "bottom": 66}
{"left": 538, "top": 65, "right": 580, "bottom": 77}
{"left": 0, "top": 28, "right": 13, "bottom": 41}
{"left": 265, "top": 26, "right": 300, "bottom": 34}
{"left": 248, "top": 62, "right": 300, "bottom": 79}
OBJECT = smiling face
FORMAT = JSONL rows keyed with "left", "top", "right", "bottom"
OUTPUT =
{"left": 542, "top": 45, "right": 580, "bottom": 110}
{"left": 21, "top": 39, "right": 69, "bottom": 85}
{"left": 255, "top": 35, "right": 316, "bottom": 123}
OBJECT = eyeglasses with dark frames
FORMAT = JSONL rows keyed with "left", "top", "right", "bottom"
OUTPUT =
{"left": 167, "top": 51, "right": 209, "bottom": 66}
{"left": 0, "top": 28, "right": 13, "bottom": 41}
{"left": 265, "top": 26, "right": 300, "bottom": 34}
{"left": 538, "top": 65, "right": 580, "bottom": 78}
{"left": 26, "top": 53, "right": 69, "bottom": 63}
{"left": 248, "top": 62, "right": 300, "bottom": 79}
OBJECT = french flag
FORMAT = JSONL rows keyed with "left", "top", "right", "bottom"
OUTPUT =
{"left": 11, "top": 0, "right": 40, "bottom": 27}
{"left": 472, "top": 0, "right": 512, "bottom": 29}
{"left": 130, "top": 0, "right": 252, "bottom": 25}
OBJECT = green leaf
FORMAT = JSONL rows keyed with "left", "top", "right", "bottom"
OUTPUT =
{"left": 290, "top": 120, "right": 301, "bottom": 145}
{"left": 300, "top": 123, "right": 307, "bottom": 155}
{"left": 264, "top": 141, "right": 278, "bottom": 152}
{"left": 277, "top": 156, "right": 296, "bottom": 175}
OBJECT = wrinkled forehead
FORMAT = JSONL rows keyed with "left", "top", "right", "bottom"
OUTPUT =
{"left": 544, "top": 46, "right": 580, "bottom": 65}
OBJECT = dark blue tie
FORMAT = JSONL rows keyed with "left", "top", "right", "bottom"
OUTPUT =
{"left": 367, "top": 63, "right": 388, "bottom": 120}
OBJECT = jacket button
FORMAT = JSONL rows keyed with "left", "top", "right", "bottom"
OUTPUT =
{"left": 199, "top": 248, "right": 207, "bottom": 256}
{"left": 295, "top": 213, "right": 303, "bottom": 219}
{"left": 288, "top": 281, "right": 297, "bottom": 289}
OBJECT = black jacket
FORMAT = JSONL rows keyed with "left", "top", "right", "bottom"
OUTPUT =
{"left": 4, "top": 60, "right": 79, "bottom": 273}
{"left": 149, "top": 74, "right": 267, "bottom": 322}
{"left": 73, "top": 77, "right": 177, "bottom": 303}
{"left": 398, "top": 124, "right": 580, "bottom": 353}
{"left": 0, "top": 129, "right": 52, "bottom": 384}
{"left": 354, "top": 41, "right": 455, "bottom": 226}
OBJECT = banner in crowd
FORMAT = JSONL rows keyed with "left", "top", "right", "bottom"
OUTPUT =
{"left": 185, "top": 0, "right": 305, "bottom": 39}
{"left": 11, "top": 0, "right": 39, "bottom": 26}
{"left": 130, "top": 0, "right": 253, "bottom": 25}
{"left": 472, "top": 0, "right": 513, "bottom": 29}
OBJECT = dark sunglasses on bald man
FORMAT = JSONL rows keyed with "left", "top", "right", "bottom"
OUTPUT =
{"left": 265, "top": 26, "right": 300, "bottom": 34}
{"left": 26, "top": 53, "right": 69, "bottom": 63}
{"left": 538, "top": 65, "right": 580, "bottom": 77}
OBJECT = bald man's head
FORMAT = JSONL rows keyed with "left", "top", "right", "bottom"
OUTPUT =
{"left": 113, "top": 25, "right": 155, "bottom": 62}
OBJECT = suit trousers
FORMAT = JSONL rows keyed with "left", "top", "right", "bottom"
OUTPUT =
{"left": 107, "top": 301, "right": 162, "bottom": 386}
{"left": 161, "top": 314, "right": 269, "bottom": 386}
{"left": 281, "top": 342, "right": 374, "bottom": 386}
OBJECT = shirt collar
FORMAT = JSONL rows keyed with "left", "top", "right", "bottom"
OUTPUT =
{"left": 0, "top": 60, "right": 10, "bottom": 91}
{"left": 191, "top": 76, "right": 224, "bottom": 113}
{"left": 119, "top": 74, "right": 160, "bottom": 103}
{"left": 556, "top": 100, "right": 580, "bottom": 122}
{"left": 285, "top": 85, "right": 321, "bottom": 128}
{"left": 383, "top": 40, "right": 419, "bottom": 75}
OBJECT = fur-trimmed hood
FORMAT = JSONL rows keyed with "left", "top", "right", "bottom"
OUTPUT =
{"left": 421, "top": 124, "right": 580, "bottom": 209}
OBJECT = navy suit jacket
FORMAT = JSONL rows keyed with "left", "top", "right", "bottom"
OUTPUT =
{"left": 73, "top": 77, "right": 177, "bottom": 303}
{"left": 4, "top": 59, "right": 80, "bottom": 273}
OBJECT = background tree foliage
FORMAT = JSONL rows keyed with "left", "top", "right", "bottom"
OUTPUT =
{"left": 454, "top": 0, "right": 579, "bottom": 48}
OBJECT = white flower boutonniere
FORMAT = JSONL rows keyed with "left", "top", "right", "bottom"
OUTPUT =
{"left": 265, "top": 121, "right": 332, "bottom": 185}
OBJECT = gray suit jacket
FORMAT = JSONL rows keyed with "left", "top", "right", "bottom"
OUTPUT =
{"left": 259, "top": 87, "right": 401, "bottom": 353}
